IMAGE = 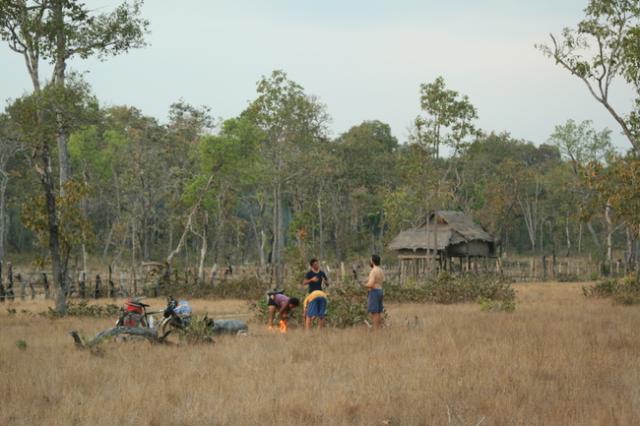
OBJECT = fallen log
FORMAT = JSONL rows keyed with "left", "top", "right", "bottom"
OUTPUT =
{"left": 212, "top": 319, "right": 248, "bottom": 335}
{"left": 69, "top": 326, "right": 161, "bottom": 348}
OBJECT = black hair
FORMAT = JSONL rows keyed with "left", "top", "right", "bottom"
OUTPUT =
{"left": 371, "top": 254, "right": 381, "bottom": 266}
{"left": 309, "top": 258, "right": 318, "bottom": 266}
{"left": 289, "top": 297, "right": 300, "bottom": 307}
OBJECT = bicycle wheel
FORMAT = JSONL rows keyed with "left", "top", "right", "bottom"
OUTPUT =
{"left": 159, "top": 317, "right": 182, "bottom": 343}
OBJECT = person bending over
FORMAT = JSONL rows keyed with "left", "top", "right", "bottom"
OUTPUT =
{"left": 267, "top": 291, "right": 299, "bottom": 331}
{"left": 303, "top": 290, "right": 328, "bottom": 329}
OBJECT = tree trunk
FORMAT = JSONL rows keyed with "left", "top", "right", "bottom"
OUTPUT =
{"left": 165, "top": 176, "right": 214, "bottom": 279}
{"left": 578, "top": 222, "right": 583, "bottom": 254}
{"left": 41, "top": 142, "right": 67, "bottom": 313}
{"left": 196, "top": 213, "right": 208, "bottom": 286}
{"left": 518, "top": 197, "right": 537, "bottom": 252}
{"left": 53, "top": 0, "right": 71, "bottom": 192}
{"left": 272, "top": 182, "right": 284, "bottom": 286}
{"left": 605, "top": 203, "right": 614, "bottom": 267}
{"left": 587, "top": 221, "right": 602, "bottom": 252}
{"left": 248, "top": 211, "right": 266, "bottom": 267}
{"left": 625, "top": 226, "right": 635, "bottom": 273}
{"left": 0, "top": 172, "right": 7, "bottom": 262}
{"left": 565, "top": 214, "right": 571, "bottom": 257}
{"left": 317, "top": 190, "right": 324, "bottom": 261}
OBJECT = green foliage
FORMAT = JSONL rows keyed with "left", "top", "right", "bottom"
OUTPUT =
{"left": 177, "top": 316, "right": 215, "bottom": 344}
{"left": 584, "top": 275, "right": 640, "bottom": 305}
{"left": 45, "top": 300, "right": 120, "bottom": 318}
{"left": 324, "top": 287, "right": 392, "bottom": 328}
{"left": 384, "top": 273, "right": 516, "bottom": 306}
{"left": 22, "top": 179, "right": 93, "bottom": 257}
{"left": 15, "top": 340, "right": 27, "bottom": 351}
{"left": 538, "top": 0, "right": 640, "bottom": 152}
{"left": 478, "top": 298, "right": 516, "bottom": 313}
{"left": 415, "top": 76, "right": 479, "bottom": 157}
{"left": 250, "top": 273, "right": 516, "bottom": 327}
{"left": 162, "top": 276, "right": 270, "bottom": 301}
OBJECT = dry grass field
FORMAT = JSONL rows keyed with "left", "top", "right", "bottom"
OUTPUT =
{"left": 1, "top": 282, "right": 639, "bottom": 426}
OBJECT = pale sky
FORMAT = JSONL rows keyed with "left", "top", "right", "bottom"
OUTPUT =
{"left": 0, "top": 0, "right": 634, "bottom": 149}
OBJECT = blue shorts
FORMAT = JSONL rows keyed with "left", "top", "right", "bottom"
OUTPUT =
{"left": 306, "top": 297, "right": 327, "bottom": 318}
{"left": 367, "top": 289, "right": 384, "bottom": 313}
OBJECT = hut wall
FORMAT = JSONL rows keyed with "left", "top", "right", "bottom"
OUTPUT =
{"left": 447, "top": 240, "right": 491, "bottom": 257}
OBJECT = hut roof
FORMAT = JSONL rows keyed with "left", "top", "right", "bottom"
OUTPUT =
{"left": 388, "top": 211, "right": 494, "bottom": 251}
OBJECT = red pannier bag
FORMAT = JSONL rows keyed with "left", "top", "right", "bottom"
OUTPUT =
{"left": 121, "top": 299, "right": 145, "bottom": 327}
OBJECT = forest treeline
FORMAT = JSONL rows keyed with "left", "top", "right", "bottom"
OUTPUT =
{"left": 1, "top": 0, "right": 639, "bottom": 313}
{"left": 0, "top": 70, "right": 635, "bottom": 268}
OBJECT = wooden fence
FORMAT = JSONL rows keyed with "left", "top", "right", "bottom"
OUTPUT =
{"left": 0, "top": 256, "right": 633, "bottom": 302}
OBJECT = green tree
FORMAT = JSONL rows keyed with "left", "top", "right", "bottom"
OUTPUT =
{"left": 0, "top": 114, "right": 23, "bottom": 262}
{"left": 0, "top": 0, "right": 148, "bottom": 313}
{"left": 414, "top": 76, "right": 479, "bottom": 158}
{"left": 538, "top": 0, "right": 640, "bottom": 152}
{"left": 243, "top": 70, "right": 329, "bottom": 285}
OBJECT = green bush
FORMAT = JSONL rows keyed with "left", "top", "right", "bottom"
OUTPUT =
{"left": 385, "top": 273, "right": 515, "bottom": 305}
{"left": 45, "top": 300, "right": 121, "bottom": 318}
{"left": 478, "top": 297, "right": 516, "bottom": 313}
{"left": 177, "top": 315, "right": 215, "bottom": 344}
{"left": 250, "top": 273, "right": 516, "bottom": 326}
{"left": 583, "top": 275, "right": 640, "bottom": 305}
{"left": 161, "top": 276, "right": 270, "bottom": 300}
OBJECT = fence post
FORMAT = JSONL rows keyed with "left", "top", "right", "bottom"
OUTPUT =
{"left": 18, "top": 273, "right": 25, "bottom": 301}
{"left": 43, "top": 273, "right": 50, "bottom": 299}
{"left": 119, "top": 272, "right": 126, "bottom": 297}
{"left": 108, "top": 265, "right": 116, "bottom": 299}
{"left": 0, "top": 261, "right": 5, "bottom": 303}
{"left": 94, "top": 274, "right": 102, "bottom": 299}
{"left": 7, "top": 262, "right": 15, "bottom": 301}
{"left": 79, "top": 272, "right": 86, "bottom": 299}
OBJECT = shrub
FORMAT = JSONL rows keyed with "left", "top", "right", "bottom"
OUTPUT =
{"left": 385, "top": 273, "right": 515, "bottom": 306}
{"left": 478, "top": 298, "right": 516, "bottom": 313}
{"left": 161, "top": 276, "right": 269, "bottom": 300}
{"left": 45, "top": 300, "right": 120, "bottom": 318}
{"left": 250, "top": 273, "right": 516, "bottom": 326}
{"left": 556, "top": 273, "right": 580, "bottom": 282}
{"left": 177, "top": 315, "right": 215, "bottom": 344}
{"left": 583, "top": 275, "right": 640, "bottom": 305}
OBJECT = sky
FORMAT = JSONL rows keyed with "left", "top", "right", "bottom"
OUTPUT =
{"left": 0, "top": 0, "right": 635, "bottom": 149}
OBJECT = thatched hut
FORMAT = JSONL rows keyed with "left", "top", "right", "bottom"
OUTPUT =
{"left": 388, "top": 211, "right": 497, "bottom": 279}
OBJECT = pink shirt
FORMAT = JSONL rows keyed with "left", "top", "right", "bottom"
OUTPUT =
{"left": 273, "top": 293, "right": 290, "bottom": 308}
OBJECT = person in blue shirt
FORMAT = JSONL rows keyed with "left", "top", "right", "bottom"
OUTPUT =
{"left": 302, "top": 258, "right": 329, "bottom": 293}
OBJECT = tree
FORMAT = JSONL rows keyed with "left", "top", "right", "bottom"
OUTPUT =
{"left": 243, "top": 70, "right": 329, "bottom": 286}
{"left": 549, "top": 119, "right": 619, "bottom": 263}
{"left": 0, "top": 114, "right": 23, "bottom": 262}
{"left": 7, "top": 78, "right": 94, "bottom": 311}
{"left": 335, "top": 121, "right": 398, "bottom": 255}
{"left": 538, "top": 0, "right": 640, "bottom": 152}
{"left": 588, "top": 155, "right": 640, "bottom": 275}
{"left": 0, "top": 0, "right": 148, "bottom": 313}
{"left": 415, "top": 76, "right": 479, "bottom": 158}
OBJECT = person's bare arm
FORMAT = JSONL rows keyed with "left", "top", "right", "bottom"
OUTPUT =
{"left": 303, "top": 275, "right": 319, "bottom": 285}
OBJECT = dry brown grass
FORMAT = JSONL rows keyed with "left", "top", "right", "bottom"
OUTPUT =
{"left": 1, "top": 283, "right": 639, "bottom": 425}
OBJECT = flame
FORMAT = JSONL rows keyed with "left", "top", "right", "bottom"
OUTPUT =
{"left": 278, "top": 320, "right": 288, "bottom": 333}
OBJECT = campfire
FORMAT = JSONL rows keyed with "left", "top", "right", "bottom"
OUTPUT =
{"left": 278, "top": 320, "right": 288, "bottom": 333}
